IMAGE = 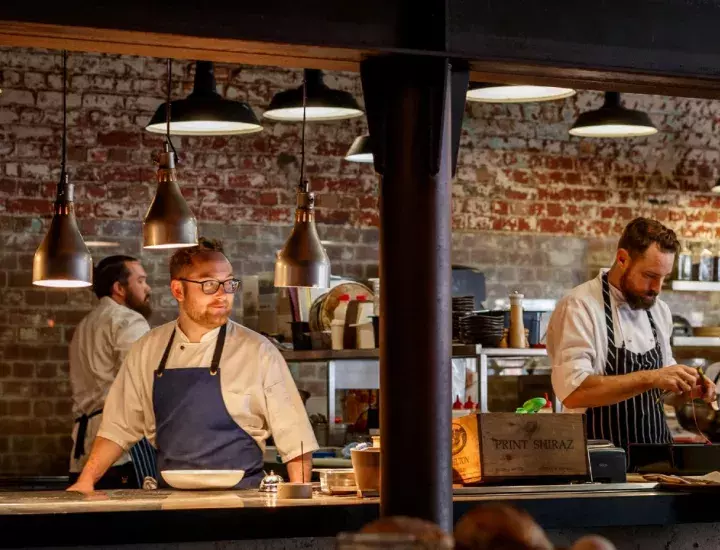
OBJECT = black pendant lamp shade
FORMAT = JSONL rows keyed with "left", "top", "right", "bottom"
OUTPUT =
{"left": 146, "top": 61, "right": 262, "bottom": 136}
{"left": 467, "top": 83, "right": 576, "bottom": 103}
{"left": 264, "top": 69, "right": 363, "bottom": 122}
{"left": 143, "top": 59, "right": 199, "bottom": 250}
{"left": 274, "top": 72, "right": 330, "bottom": 288}
{"left": 344, "top": 134, "right": 373, "bottom": 163}
{"left": 569, "top": 92, "right": 657, "bottom": 138}
{"left": 33, "top": 51, "right": 92, "bottom": 289}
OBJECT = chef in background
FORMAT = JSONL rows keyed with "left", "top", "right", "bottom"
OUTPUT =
{"left": 69, "top": 255, "right": 153, "bottom": 488}
{"left": 68, "top": 238, "right": 317, "bottom": 492}
{"left": 548, "top": 217, "right": 717, "bottom": 451}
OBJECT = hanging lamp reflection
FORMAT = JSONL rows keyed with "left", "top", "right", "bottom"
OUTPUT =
{"left": 274, "top": 71, "right": 330, "bottom": 288}
{"left": 143, "top": 59, "right": 198, "bottom": 250}
{"left": 146, "top": 61, "right": 262, "bottom": 136}
{"left": 467, "top": 83, "right": 576, "bottom": 103}
{"left": 33, "top": 51, "right": 92, "bottom": 289}
{"left": 264, "top": 69, "right": 363, "bottom": 122}
{"left": 569, "top": 92, "right": 657, "bottom": 138}
{"left": 344, "top": 134, "right": 373, "bottom": 163}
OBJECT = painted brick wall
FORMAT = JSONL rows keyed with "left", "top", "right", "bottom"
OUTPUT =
{"left": 2, "top": 46, "right": 720, "bottom": 475}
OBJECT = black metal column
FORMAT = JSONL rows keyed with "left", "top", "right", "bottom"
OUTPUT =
{"left": 361, "top": 55, "right": 468, "bottom": 531}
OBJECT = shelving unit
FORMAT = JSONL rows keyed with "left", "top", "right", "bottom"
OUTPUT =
{"left": 670, "top": 280, "right": 720, "bottom": 292}
{"left": 281, "top": 345, "right": 552, "bottom": 419}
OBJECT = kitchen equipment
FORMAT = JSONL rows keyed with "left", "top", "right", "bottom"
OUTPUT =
{"left": 674, "top": 361, "right": 720, "bottom": 442}
{"left": 315, "top": 468, "right": 358, "bottom": 494}
{"left": 319, "top": 282, "right": 374, "bottom": 331}
{"left": 588, "top": 440, "right": 627, "bottom": 483}
{"left": 677, "top": 242, "right": 692, "bottom": 281}
{"left": 452, "top": 295, "right": 476, "bottom": 341}
{"left": 671, "top": 315, "right": 693, "bottom": 338}
{"left": 160, "top": 469, "right": 245, "bottom": 490}
{"left": 628, "top": 444, "right": 720, "bottom": 475}
{"left": 351, "top": 447, "right": 381, "bottom": 494}
{"left": 258, "top": 470, "right": 284, "bottom": 493}
{"left": 290, "top": 321, "right": 312, "bottom": 350}
{"left": 458, "top": 312, "right": 504, "bottom": 346}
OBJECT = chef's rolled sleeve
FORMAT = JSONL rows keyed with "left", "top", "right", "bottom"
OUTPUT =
{"left": 548, "top": 297, "right": 598, "bottom": 404}
{"left": 262, "top": 345, "right": 318, "bottom": 463}
{"left": 96, "top": 348, "right": 147, "bottom": 451}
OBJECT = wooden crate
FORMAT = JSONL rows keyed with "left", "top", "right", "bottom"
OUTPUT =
{"left": 452, "top": 413, "right": 589, "bottom": 484}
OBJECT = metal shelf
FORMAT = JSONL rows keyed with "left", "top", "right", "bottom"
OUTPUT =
{"left": 672, "top": 336, "right": 720, "bottom": 347}
{"left": 670, "top": 280, "right": 720, "bottom": 292}
{"left": 281, "top": 345, "right": 547, "bottom": 363}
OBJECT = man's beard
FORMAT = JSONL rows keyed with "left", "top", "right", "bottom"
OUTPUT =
{"left": 620, "top": 271, "right": 658, "bottom": 310}
{"left": 126, "top": 291, "right": 153, "bottom": 320}
{"left": 185, "top": 298, "right": 231, "bottom": 329}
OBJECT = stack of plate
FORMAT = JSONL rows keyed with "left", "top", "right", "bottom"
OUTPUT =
{"left": 459, "top": 312, "right": 505, "bottom": 347}
{"left": 452, "top": 296, "right": 476, "bottom": 341}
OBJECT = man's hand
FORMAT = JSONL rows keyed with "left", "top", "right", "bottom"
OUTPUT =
{"left": 67, "top": 476, "right": 95, "bottom": 494}
{"left": 650, "top": 365, "right": 699, "bottom": 394}
{"left": 693, "top": 372, "right": 718, "bottom": 406}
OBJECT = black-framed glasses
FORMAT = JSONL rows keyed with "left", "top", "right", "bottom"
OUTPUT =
{"left": 178, "top": 278, "right": 241, "bottom": 295}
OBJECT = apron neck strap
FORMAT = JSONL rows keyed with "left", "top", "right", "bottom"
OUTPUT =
{"left": 155, "top": 323, "right": 228, "bottom": 377}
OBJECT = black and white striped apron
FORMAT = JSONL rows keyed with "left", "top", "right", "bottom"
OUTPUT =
{"left": 585, "top": 273, "right": 673, "bottom": 451}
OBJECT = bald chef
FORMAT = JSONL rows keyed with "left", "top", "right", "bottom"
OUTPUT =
{"left": 548, "top": 217, "right": 717, "bottom": 451}
{"left": 68, "top": 238, "right": 317, "bottom": 492}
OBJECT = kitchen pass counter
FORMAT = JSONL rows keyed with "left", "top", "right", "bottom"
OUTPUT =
{"left": 2, "top": 484, "right": 720, "bottom": 548}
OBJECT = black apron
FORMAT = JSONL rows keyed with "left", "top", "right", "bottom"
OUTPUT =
{"left": 585, "top": 274, "right": 672, "bottom": 452}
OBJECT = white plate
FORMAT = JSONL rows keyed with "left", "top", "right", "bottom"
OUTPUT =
{"left": 161, "top": 470, "right": 245, "bottom": 490}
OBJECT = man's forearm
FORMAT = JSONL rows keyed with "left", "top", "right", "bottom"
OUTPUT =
{"left": 77, "top": 437, "right": 125, "bottom": 484}
{"left": 286, "top": 452, "right": 313, "bottom": 483}
{"left": 563, "top": 372, "right": 655, "bottom": 409}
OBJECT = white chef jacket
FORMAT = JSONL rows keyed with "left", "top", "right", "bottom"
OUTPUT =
{"left": 98, "top": 320, "right": 318, "bottom": 463}
{"left": 548, "top": 270, "right": 675, "bottom": 413}
{"left": 69, "top": 297, "right": 151, "bottom": 472}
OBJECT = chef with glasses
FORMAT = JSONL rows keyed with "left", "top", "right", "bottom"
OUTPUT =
{"left": 68, "top": 238, "right": 317, "bottom": 492}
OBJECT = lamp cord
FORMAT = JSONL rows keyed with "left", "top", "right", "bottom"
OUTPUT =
{"left": 165, "top": 58, "right": 179, "bottom": 163}
{"left": 61, "top": 50, "right": 67, "bottom": 180}
{"left": 299, "top": 70, "right": 308, "bottom": 193}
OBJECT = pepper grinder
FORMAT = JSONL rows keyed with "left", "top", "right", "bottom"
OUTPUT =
{"left": 508, "top": 291, "right": 526, "bottom": 349}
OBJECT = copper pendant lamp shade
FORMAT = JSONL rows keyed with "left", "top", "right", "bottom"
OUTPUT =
{"left": 142, "top": 143, "right": 198, "bottom": 249}
{"left": 143, "top": 59, "right": 199, "bottom": 250}
{"left": 274, "top": 70, "right": 331, "bottom": 288}
{"left": 32, "top": 51, "right": 93, "bottom": 289}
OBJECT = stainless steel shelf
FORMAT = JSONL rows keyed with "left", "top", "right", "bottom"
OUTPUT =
{"left": 670, "top": 280, "right": 720, "bottom": 292}
{"left": 281, "top": 345, "right": 547, "bottom": 363}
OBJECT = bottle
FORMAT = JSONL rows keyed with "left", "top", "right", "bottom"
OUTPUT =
{"left": 331, "top": 295, "right": 351, "bottom": 350}
{"left": 699, "top": 245, "right": 714, "bottom": 282}
{"left": 508, "top": 291, "right": 525, "bottom": 349}
{"left": 463, "top": 396, "right": 476, "bottom": 410}
{"left": 452, "top": 395, "right": 463, "bottom": 410}
{"left": 677, "top": 241, "right": 692, "bottom": 281}
{"left": 538, "top": 393, "right": 553, "bottom": 414}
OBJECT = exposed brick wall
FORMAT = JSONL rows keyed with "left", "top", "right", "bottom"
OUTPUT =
{"left": 2, "top": 46, "right": 720, "bottom": 475}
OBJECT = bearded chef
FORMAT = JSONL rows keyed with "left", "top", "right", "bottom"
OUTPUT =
{"left": 548, "top": 217, "right": 717, "bottom": 451}
{"left": 68, "top": 238, "right": 317, "bottom": 492}
{"left": 69, "top": 255, "right": 153, "bottom": 488}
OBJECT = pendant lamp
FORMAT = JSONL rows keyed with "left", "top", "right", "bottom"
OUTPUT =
{"left": 146, "top": 61, "right": 262, "bottom": 136}
{"left": 569, "top": 92, "right": 657, "bottom": 138}
{"left": 143, "top": 59, "right": 199, "bottom": 250}
{"left": 263, "top": 69, "right": 363, "bottom": 122}
{"left": 274, "top": 72, "right": 331, "bottom": 288}
{"left": 467, "top": 83, "right": 576, "bottom": 103}
{"left": 32, "top": 51, "right": 92, "bottom": 289}
{"left": 344, "top": 134, "right": 374, "bottom": 163}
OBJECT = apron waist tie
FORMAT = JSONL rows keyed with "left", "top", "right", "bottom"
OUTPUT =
{"left": 73, "top": 408, "right": 103, "bottom": 459}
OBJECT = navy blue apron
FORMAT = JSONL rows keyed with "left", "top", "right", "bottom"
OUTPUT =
{"left": 585, "top": 273, "right": 672, "bottom": 452}
{"left": 74, "top": 409, "right": 157, "bottom": 488}
{"left": 152, "top": 323, "right": 265, "bottom": 489}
